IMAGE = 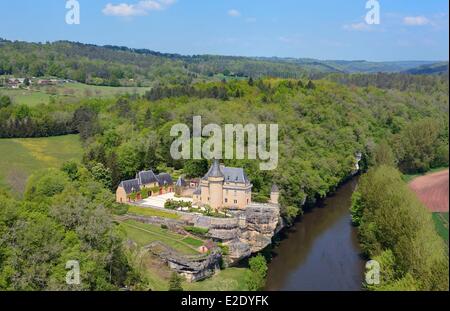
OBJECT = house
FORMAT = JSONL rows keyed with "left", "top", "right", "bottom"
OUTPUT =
{"left": 116, "top": 169, "right": 174, "bottom": 203}
{"left": 192, "top": 160, "right": 254, "bottom": 210}
{"left": 6, "top": 78, "right": 25, "bottom": 89}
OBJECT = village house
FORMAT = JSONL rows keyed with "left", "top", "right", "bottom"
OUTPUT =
{"left": 116, "top": 169, "right": 174, "bottom": 203}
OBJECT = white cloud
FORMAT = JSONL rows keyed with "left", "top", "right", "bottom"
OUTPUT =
{"left": 343, "top": 22, "right": 372, "bottom": 31}
{"left": 228, "top": 9, "right": 241, "bottom": 17}
{"left": 102, "top": 0, "right": 175, "bottom": 17}
{"left": 403, "top": 16, "right": 430, "bottom": 26}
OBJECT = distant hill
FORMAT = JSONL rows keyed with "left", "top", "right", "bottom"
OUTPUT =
{"left": 404, "top": 62, "right": 449, "bottom": 75}
{"left": 0, "top": 38, "right": 446, "bottom": 86}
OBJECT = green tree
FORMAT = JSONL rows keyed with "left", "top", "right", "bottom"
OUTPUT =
{"left": 246, "top": 254, "right": 268, "bottom": 291}
{"left": 90, "top": 162, "right": 113, "bottom": 189}
{"left": 395, "top": 119, "right": 441, "bottom": 173}
{"left": 24, "top": 169, "right": 69, "bottom": 200}
{"left": 168, "top": 272, "right": 183, "bottom": 291}
{"left": 183, "top": 159, "right": 209, "bottom": 178}
{"left": 372, "top": 141, "right": 396, "bottom": 167}
{"left": 0, "top": 95, "right": 12, "bottom": 108}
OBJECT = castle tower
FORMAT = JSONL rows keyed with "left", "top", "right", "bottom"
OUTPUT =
{"left": 208, "top": 159, "right": 224, "bottom": 210}
{"left": 270, "top": 184, "right": 279, "bottom": 205}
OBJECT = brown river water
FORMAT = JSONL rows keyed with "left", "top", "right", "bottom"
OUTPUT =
{"left": 265, "top": 178, "right": 365, "bottom": 291}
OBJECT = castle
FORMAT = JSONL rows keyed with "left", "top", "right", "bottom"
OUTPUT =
{"left": 116, "top": 160, "right": 280, "bottom": 211}
{"left": 192, "top": 160, "right": 279, "bottom": 210}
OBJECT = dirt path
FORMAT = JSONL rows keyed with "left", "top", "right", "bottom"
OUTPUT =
{"left": 409, "top": 169, "right": 449, "bottom": 212}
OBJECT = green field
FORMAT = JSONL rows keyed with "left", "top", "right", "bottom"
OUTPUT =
{"left": 0, "top": 82, "right": 150, "bottom": 106}
{"left": 119, "top": 220, "right": 202, "bottom": 255}
{"left": 127, "top": 205, "right": 181, "bottom": 219}
{"left": 183, "top": 267, "right": 248, "bottom": 291}
{"left": 432, "top": 212, "right": 449, "bottom": 244}
{"left": 0, "top": 134, "right": 83, "bottom": 193}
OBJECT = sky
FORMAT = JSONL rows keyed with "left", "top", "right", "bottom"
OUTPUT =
{"left": 0, "top": 0, "right": 448, "bottom": 61}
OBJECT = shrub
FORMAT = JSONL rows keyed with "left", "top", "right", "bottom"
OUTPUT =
{"left": 164, "top": 199, "right": 192, "bottom": 210}
{"left": 184, "top": 226, "right": 209, "bottom": 236}
{"left": 112, "top": 203, "right": 129, "bottom": 216}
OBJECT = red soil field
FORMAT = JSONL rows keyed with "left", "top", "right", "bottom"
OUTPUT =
{"left": 409, "top": 170, "right": 449, "bottom": 212}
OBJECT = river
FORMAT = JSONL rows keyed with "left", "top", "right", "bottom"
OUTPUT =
{"left": 265, "top": 178, "right": 365, "bottom": 291}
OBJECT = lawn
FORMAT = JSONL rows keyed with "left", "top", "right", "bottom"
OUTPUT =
{"left": 0, "top": 83, "right": 150, "bottom": 106}
{"left": 119, "top": 220, "right": 203, "bottom": 255}
{"left": 0, "top": 134, "right": 83, "bottom": 194}
{"left": 127, "top": 205, "right": 180, "bottom": 219}
{"left": 432, "top": 212, "right": 449, "bottom": 244}
{"left": 182, "top": 267, "right": 249, "bottom": 291}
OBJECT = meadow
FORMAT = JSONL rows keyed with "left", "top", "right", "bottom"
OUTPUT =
{"left": 119, "top": 219, "right": 203, "bottom": 255}
{"left": 0, "top": 134, "right": 83, "bottom": 194}
{"left": 432, "top": 212, "right": 449, "bottom": 244}
{"left": 0, "top": 82, "right": 150, "bottom": 106}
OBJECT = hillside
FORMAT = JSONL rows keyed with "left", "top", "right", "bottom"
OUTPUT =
{"left": 404, "top": 62, "right": 449, "bottom": 75}
{"left": 0, "top": 39, "right": 445, "bottom": 87}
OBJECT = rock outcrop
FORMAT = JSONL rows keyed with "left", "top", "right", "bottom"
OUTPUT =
{"left": 239, "top": 203, "right": 281, "bottom": 253}
{"left": 145, "top": 241, "right": 221, "bottom": 282}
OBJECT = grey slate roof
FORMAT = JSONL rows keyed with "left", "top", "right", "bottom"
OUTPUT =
{"left": 271, "top": 184, "right": 279, "bottom": 192}
{"left": 203, "top": 160, "right": 250, "bottom": 184}
{"left": 119, "top": 170, "right": 174, "bottom": 193}
{"left": 208, "top": 159, "right": 224, "bottom": 178}
{"left": 137, "top": 170, "right": 158, "bottom": 185}
{"left": 157, "top": 173, "right": 173, "bottom": 186}
{"left": 223, "top": 167, "right": 250, "bottom": 184}
{"left": 175, "top": 177, "right": 187, "bottom": 187}
{"left": 119, "top": 179, "right": 141, "bottom": 194}
{"left": 193, "top": 187, "right": 201, "bottom": 195}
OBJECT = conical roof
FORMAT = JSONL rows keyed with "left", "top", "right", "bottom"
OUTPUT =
{"left": 271, "top": 184, "right": 279, "bottom": 192}
{"left": 208, "top": 159, "right": 224, "bottom": 178}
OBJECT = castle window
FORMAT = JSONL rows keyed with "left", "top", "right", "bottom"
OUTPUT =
{"left": 234, "top": 200, "right": 237, "bottom": 204}
{"left": 225, "top": 198, "right": 228, "bottom": 203}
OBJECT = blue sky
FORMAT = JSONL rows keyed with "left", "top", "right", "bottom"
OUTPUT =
{"left": 0, "top": 0, "right": 448, "bottom": 61}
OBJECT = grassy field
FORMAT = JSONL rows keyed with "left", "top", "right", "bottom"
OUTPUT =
{"left": 0, "top": 134, "right": 83, "bottom": 194}
{"left": 119, "top": 220, "right": 202, "bottom": 255}
{"left": 0, "top": 83, "right": 150, "bottom": 106}
{"left": 127, "top": 205, "right": 181, "bottom": 219}
{"left": 183, "top": 267, "right": 248, "bottom": 291}
{"left": 432, "top": 212, "right": 449, "bottom": 244}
